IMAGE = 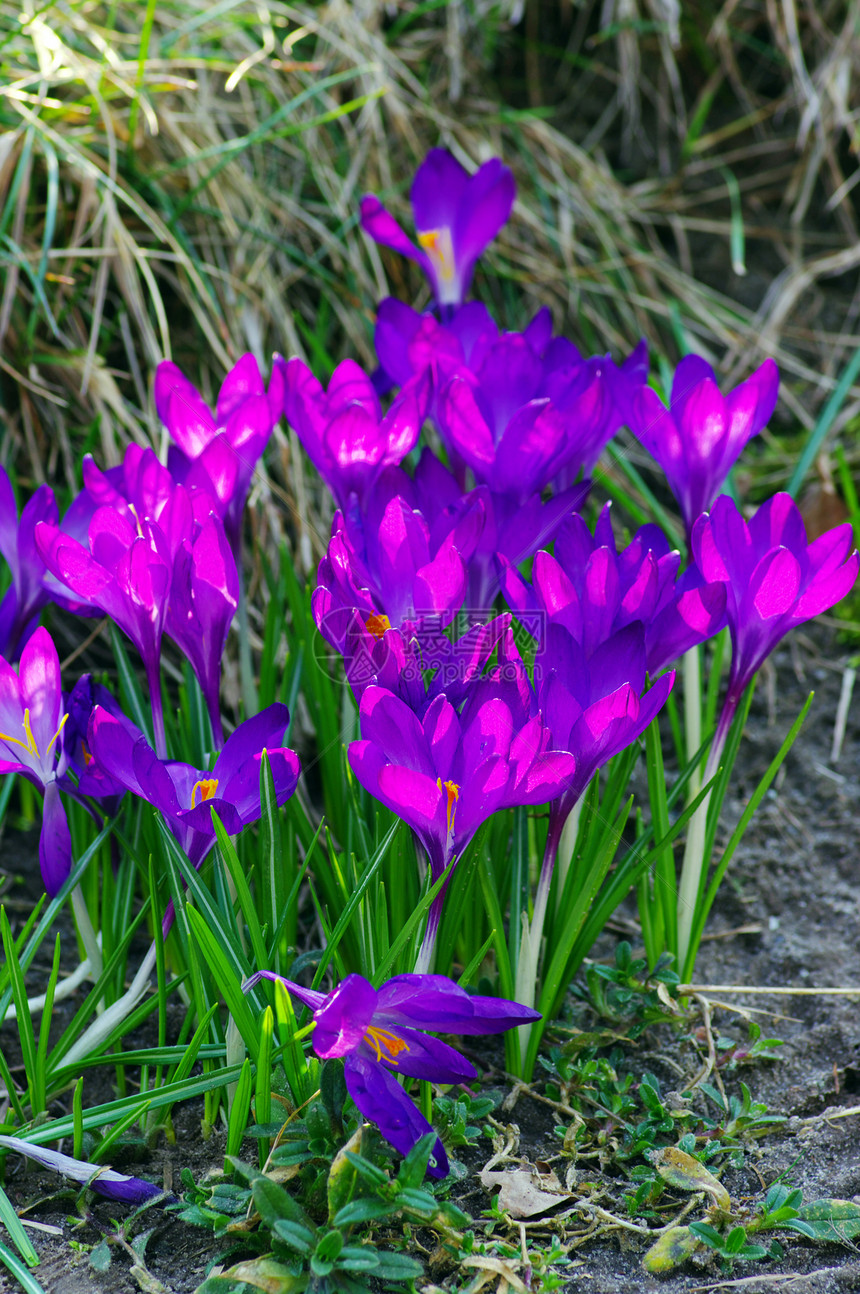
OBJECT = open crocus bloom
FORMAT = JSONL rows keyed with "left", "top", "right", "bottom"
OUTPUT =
{"left": 0, "top": 628, "right": 72, "bottom": 894}
{"left": 361, "top": 149, "right": 515, "bottom": 309}
{"left": 349, "top": 676, "right": 576, "bottom": 883}
{"left": 691, "top": 493, "right": 859, "bottom": 705}
{"left": 244, "top": 970, "right": 540, "bottom": 1178}
{"left": 87, "top": 703, "right": 300, "bottom": 867}
{"left": 613, "top": 354, "right": 779, "bottom": 540}
{"left": 281, "top": 357, "right": 429, "bottom": 512}
{"left": 155, "top": 353, "right": 284, "bottom": 558}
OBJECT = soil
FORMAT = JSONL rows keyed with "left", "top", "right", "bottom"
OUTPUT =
{"left": 1, "top": 621, "right": 859, "bottom": 1294}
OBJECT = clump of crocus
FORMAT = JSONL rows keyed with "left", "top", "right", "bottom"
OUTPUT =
{"left": 155, "top": 353, "right": 285, "bottom": 561}
{"left": 361, "top": 149, "right": 516, "bottom": 311}
{"left": 0, "top": 628, "right": 73, "bottom": 895}
{"left": 612, "top": 353, "right": 779, "bottom": 542}
{"left": 244, "top": 970, "right": 540, "bottom": 1178}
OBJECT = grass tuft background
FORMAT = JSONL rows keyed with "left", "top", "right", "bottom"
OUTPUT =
{"left": 1, "top": 0, "right": 859, "bottom": 523}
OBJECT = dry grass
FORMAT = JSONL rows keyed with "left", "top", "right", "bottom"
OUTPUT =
{"left": 1, "top": 0, "right": 859, "bottom": 513}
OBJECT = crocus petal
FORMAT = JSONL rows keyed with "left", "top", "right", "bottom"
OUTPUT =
{"left": 313, "top": 973, "right": 378, "bottom": 1058}
{"left": 39, "top": 780, "right": 72, "bottom": 896}
{"left": 243, "top": 970, "right": 327, "bottom": 1014}
{"left": 375, "top": 974, "right": 541, "bottom": 1034}
{"left": 366, "top": 1026, "right": 477, "bottom": 1083}
{"left": 360, "top": 195, "right": 427, "bottom": 269}
{"left": 344, "top": 1053, "right": 449, "bottom": 1179}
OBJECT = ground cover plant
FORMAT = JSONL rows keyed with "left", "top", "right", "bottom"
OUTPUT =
{"left": 2, "top": 3, "right": 860, "bottom": 1292}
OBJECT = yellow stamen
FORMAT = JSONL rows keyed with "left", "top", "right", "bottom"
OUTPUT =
{"left": 45, "top": 712, "right": 69, "bottom": 756}
{"left": 364, "top": 1025, "right": 410, "bottom": 1066}
{"left": 190, "top": 777, "right": 219, "bottom": 808}
{"left": 417, "top": 227, "right": 456, "bottom": 284}
{"left": 81, "top": 741, "right": 94, "bottom": 767}
{"left": 436, "top": 777, "right": 459, "bottom": 836}
{"left": 366, "top": 612, "right": 391, "bottom": 640}
{"left": 0, "top": 708, "right": 68, "bottom": 762}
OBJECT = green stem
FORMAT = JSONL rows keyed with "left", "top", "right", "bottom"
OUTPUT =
{"left": 683, "top": 645, "right": 702, "bottom": 800}
{"left": 676, "top": 696, "right": 736, "bottom": 970}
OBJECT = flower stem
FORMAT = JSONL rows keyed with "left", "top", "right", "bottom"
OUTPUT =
{"left": 683, "top": 644, "right": 702, "bottom": 800}
{"left": 514, "top": 807, "right": 565, "bottom": 1067}
{"left": 676, "top": 694, "right": 737, "bottom": 973}
{"left": 148, "top": 659, "right": 167, "bottom": 760}
{"left": 414, "top": 893, "right": 443, "bottom": 975}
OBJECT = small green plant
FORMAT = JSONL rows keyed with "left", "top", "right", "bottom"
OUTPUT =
{"left": 180, "top": 1129, "right": 469, "bottom": 1292}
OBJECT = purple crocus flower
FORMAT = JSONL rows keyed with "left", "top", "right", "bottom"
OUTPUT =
{"left": 317, "top": 496, "right": 471, "bottom": 633}
{"left": 280, "top": 357, "right": 429, "bottom": 513}
{"left": 361, "top": 149, "right": 516, "bottom": 310}
{"left": 613, "top": 354, "right": 779, "bottom": 540}
{"left": 500, "top": 505, "right": 726, "bottom": 677}
{"left": 349, "top": 655, "right": 576, "bottom": 966}
{"left": 244, "top": 970, "right": 540, "bottom": 1178}
{"left": 0, "top": 1134, "right": 165, "bottom": 1204}
{"left": 436, "top": 334, "right": 607, "bottom": 499}
{"left": 155, "top": 353, "right": 285, "bottom": 560}
{"left": 62, "top": 674, "right": 129, "bottom": 814}
{"left": 165, "top": 513, "right": 239, "bottom": 746}
{"left": 540, "top": 623, "right": 674, "bottom": 820}
{"left": 691, "top": 493, "right": 859, "bottom": 719}
{"left": 0, "top": 628, "right": 72, "bottom": 894}
{"left": 86, "top": 703, "right": 300, "bottom": 869}
{"left": 0, "top": 467, "right": 59, "bottom": 660}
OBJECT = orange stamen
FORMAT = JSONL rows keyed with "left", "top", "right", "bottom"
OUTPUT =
{"left": 364, "top": 1025, "right": 410, "bottom": 1066}
{"left": 436, "top": 777, "right": 459, "bottom": 836}
{"left": 366, "top": 612, "right": 391, "bottom": 640}
{"left": 190, "top": 777, "right": 219, "bottom": 808}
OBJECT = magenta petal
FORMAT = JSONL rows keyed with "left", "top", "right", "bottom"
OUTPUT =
{"left": 344, "top": 1053, "right": 449, "bottom": 1179}
{"left": 793, "top": 555, "right": 858, "bottom": 619}
{"left": 439, "top": 377, "right": 496, "bottom": 470}
{"left": 313, "top": 973, "right": 377, "bottom": 1058}
{"left": 18, "top": 627, "right": 62, "bottom": 756}
{"left": 216, "top": 353, "right": 266, "bottom": 423}
{"left": 376, "top": 974, "right": 540, "bottom": 1033}
{"left": 40, "top": 780, "right": 72, "bottom": 896}
{"left": 381, "top": 1026, "right": 477, "bottom": 1083}
{"left": 360, "top": 195, "right": 427, "bottom": 268}
{"left": 749, "top": 547, "right": 801, "bottom": 619}
{"left": 154, "top": 361, "right": 216, "bottom": 456}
